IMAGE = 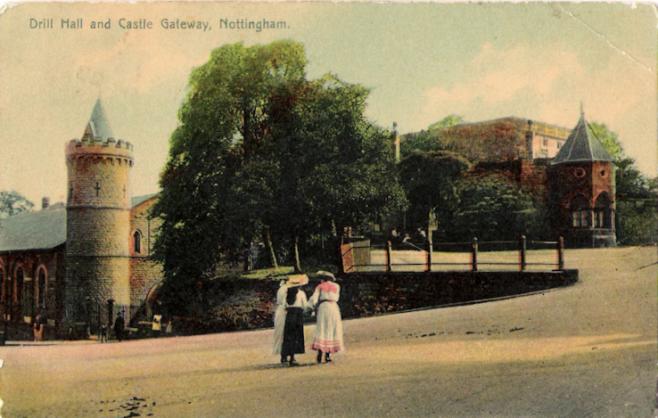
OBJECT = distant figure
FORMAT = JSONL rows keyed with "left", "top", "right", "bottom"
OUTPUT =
{"left": 417, "top": 228, "right": 427, "bottom": 241}
{"left": 165, "top": 318, "right": 173, "bottom": 335}
{"left": 390, "top": 228, "right": 399, "bottom": 243}
{"left": 113, "top": 311, "right": 125, "bottom": 342}
{"left": 281, "top": 274, "right": 308, "bottom": 366}
{"left": 99, "top": 324, "right": 108, "bottom": 343}
{"left": 272, "top": 279, "right": 288, "bottom": 361}
{"left": 32, "top": 312, "right": 45, "bottom": 342}
{"left": 152, "top": 314, "right": 162, "bottom": 337}
{"left": 308, "top": 271, "right": 344, "bottom": 364}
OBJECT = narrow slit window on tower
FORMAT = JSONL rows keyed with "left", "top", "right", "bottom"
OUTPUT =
{"left": 95, "top": 182, "right": 101, "bottom": 197}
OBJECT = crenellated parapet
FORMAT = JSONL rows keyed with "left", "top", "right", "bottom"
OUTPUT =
{"left": 66, "top": 137, "right": 134, "bottom": 166}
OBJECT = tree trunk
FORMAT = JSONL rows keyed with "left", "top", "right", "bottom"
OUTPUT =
{"left": 427, "top": 207, "right": 433, "bottom": 244}
{"left": 291, "top": 235, "right": 302, "bottom": 273}
{"left": 262, "top": 226, "right": 278, "bottom": 269}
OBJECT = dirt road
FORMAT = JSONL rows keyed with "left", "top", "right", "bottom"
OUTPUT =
{"left": 0, "top": 246, "right": 655, "bottom": 417}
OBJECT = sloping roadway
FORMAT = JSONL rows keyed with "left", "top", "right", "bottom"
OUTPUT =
{"left": 0, "top": 247, "right": 655, "bottom": 417}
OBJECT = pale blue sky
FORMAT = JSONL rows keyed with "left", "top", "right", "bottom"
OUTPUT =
{"left": 0, "top": 3, "right": 655, "bottom": 205}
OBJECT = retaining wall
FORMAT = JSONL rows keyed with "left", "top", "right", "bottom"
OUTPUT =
{"left": 171, "top": 269, "right": 578, "bottom": 334}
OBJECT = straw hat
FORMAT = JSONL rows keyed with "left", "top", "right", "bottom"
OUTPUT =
{"left": 286, "top": 274, "right": 309, "bottom": 287}
{"left": 316, "top": 271, "right": 336, "bottom": 281}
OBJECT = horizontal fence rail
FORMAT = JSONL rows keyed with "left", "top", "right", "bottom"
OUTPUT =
{"left": 341, "top": 236, "right": 565, "bottom": 273}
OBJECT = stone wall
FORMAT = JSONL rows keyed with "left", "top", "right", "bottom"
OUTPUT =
{"left": 169, "top": 270, "right": 578, "bottom": 335}
{"left": 129, "top": 196, "right": 163, "bottom": 312}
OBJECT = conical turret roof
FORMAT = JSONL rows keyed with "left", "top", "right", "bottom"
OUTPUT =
{"left": 82, "top": 98, "right": 114, "bottom": 140}
{"left": 552, "top": 111, "right": 612, "bottom": 165}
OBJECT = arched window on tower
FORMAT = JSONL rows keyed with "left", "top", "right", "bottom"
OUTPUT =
{"left": 570, "top": 195, "right": 590, "bottom": 228}
{"left": 594, "top": 192, "right": 612, "bottom": 229}
{"left": 133, "top": 230, "right": 142, "bottom": 254}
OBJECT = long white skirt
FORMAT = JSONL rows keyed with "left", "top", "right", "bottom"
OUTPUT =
{"left": 311, "top": 302, "right": 344, "bottom": 353}
{"left": 272, "top": 305, "right": 286, "bottom": 355}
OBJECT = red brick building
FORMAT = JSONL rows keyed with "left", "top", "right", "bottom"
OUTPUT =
{"left": 443, "top": 111, "right": 616, "bottom": 247}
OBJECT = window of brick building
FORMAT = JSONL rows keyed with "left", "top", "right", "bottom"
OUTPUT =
{"left": 15, "top": 267, "right": 24, "bottom": 318}
{"left": 570, "top": 196, "right": 590, "bottom": 228}
{"left": 133, "top": 230, "right": 142, "bottom": 254}
{"left": 594, "top": 193, "right": 612, "bottom": 229}
{"left": 37, "top": 268, "right": 47, "bottom": 309}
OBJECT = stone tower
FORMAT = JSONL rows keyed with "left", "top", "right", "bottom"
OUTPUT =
{"left": 549, "top": 109, "right": 616, "bottom": 247}
{"left": 64, "top": 99, "right": 134, "bottom": 332}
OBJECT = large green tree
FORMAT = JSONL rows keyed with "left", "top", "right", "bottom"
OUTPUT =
{"left": 399, "top": 150, "right": 470, "bottom": 239}
{"left": 154, "top": 41, "right": 405, "bottom": 300}
{"left": 590, "top": 122, "right": 657, "bottom": 244}
{"left": 447, "top": 176, "right": 546, "bottom": 242}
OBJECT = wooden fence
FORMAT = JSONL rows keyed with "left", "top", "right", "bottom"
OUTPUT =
{"left": 341, "top": 236, "right": 565, "bottom": 273}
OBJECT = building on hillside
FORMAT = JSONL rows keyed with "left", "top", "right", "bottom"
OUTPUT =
{"left": 0, "top": 99, "right": 162, "bottom": 339}
{"left": 435, "top": 110, "right": 616, "bottom": 247}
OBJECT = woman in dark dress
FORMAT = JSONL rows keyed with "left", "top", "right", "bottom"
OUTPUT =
{"left": 280, "top": 275, "right": 308, "bottom": 366}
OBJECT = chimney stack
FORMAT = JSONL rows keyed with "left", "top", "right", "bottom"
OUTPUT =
{"left": 42, "top": 197, "right": 50, "bottom": 210}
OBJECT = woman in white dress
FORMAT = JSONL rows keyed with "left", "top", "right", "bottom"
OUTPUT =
{"left": 308, "top": 271, "right": 344, "bottom": 364}
{"left": 272, "top": 280, "right": 288, "bottom": 362}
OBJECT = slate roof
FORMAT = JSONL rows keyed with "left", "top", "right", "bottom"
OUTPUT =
{"left": 0, "top": 194, "right": 159, "bottom": 253}
{"left": 552, "top": 113, "right": 612, "bottom": 165}
{"left": 0, "top": 205, "right": 66, "bottom": 253}
{"left": 131, "top": 193, "right": 158, "bottom": 208}
{"left": 82, "top": 98, "right": 114, "bottom": 140}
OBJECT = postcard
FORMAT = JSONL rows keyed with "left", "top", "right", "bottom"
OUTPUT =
{"left": 0, "top": 2, "right": 656, "bottom": 417}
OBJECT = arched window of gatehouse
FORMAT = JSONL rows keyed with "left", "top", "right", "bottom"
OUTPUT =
{"left": 594, "top": 192, "right": 612, "bottom": 229}
{"left": 570, "top": 195, "right": 590, "bottom": 228}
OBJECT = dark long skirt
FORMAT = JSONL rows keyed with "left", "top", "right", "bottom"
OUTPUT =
{"left": 281, "top": 307, "right": 305, "bottom": 356}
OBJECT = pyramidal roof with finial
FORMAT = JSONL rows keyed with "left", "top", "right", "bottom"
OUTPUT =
{"left": 551, "top": 109, "right": 612, "bottom": 165}
{"left": 82, "top": 98, "right": 114, "bottom": 140}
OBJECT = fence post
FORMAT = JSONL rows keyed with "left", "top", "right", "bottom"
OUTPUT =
{"left": 425, "top": 239, "right": 433, "bottom": 272}
{"left": 386, "top": 240, "right": 393, "bottom": 272}
{"left": 471, "top": 237, "right": 478, "bottom": 272}
{"left": 519, "top": 235, "right": 527, "bottom": 272}
{"left": 557, "top": 236, "right": 565, "bottom": 270}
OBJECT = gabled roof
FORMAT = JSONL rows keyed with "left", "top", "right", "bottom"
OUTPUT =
{"left": 0, "top": 205, "right": 66, "bottom": 253}
{"left": 0, "top": 194, "right": 159, "bottom": 253}
{"left": 552, "top": 113, "right": 612, "bottom": 165}
{"left": 82, "top": 98, "right": 114, "bottom": 140}
{"left": 131, "top": 193, "right": 159, "bottom": 208}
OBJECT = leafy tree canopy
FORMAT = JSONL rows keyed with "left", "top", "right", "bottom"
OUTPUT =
{"left": 427, "top": 114, "right": 464, "bottom": 132}
{"left": 0, "top": 190, "right": 34, "bottom": 218}
{"left": 589, "top": 121, "right": 657, "bottom": 244}
{"left": 400, "top": 115, "right": 464, "bottom": 157}
{"left": 399, "top": 150, "right": 470, "bottom": 233}
{"left": 153, "top": 41, "right": 406, "bottom": 296}
{"left": 447, "top": 176, "right": 545, "bottom": 242}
